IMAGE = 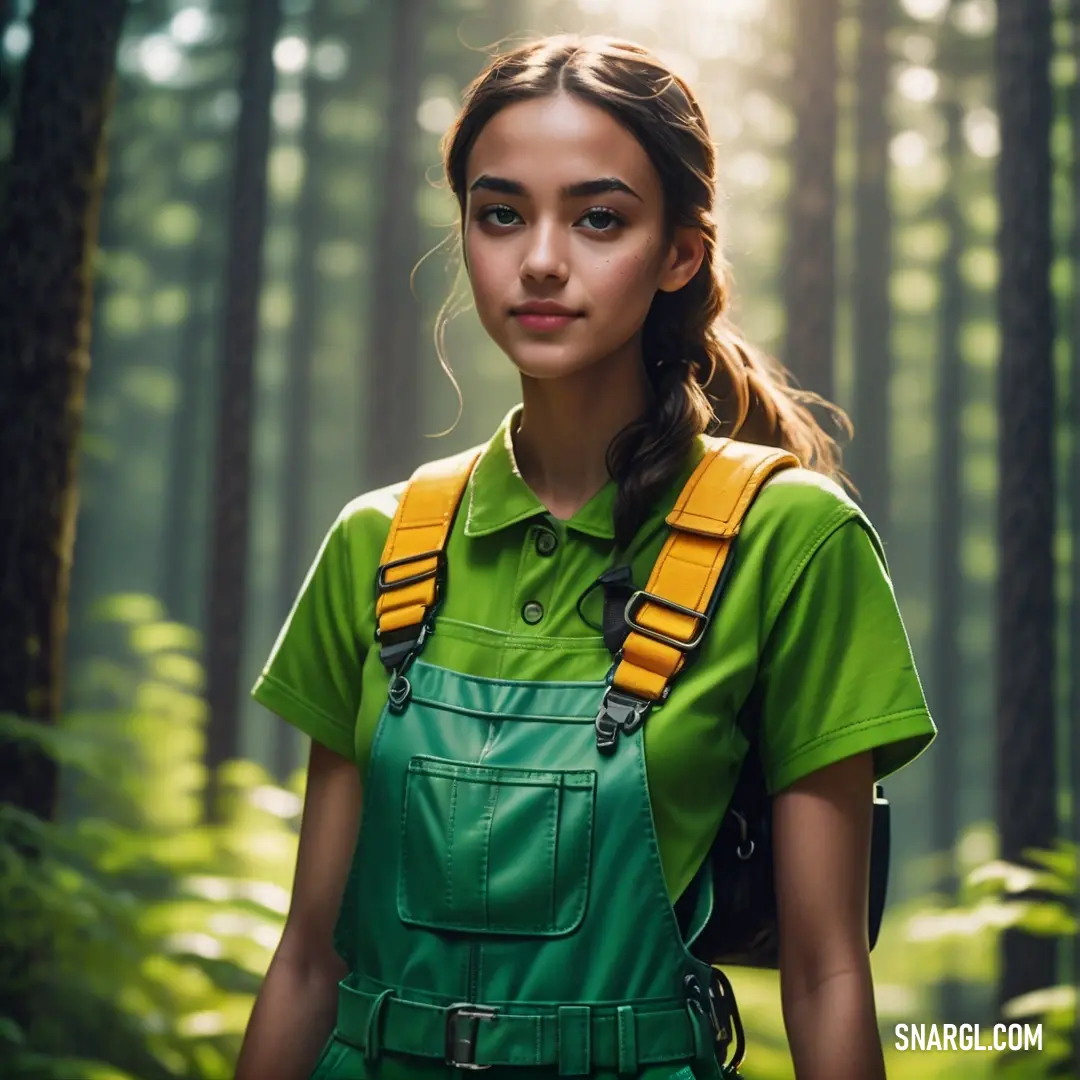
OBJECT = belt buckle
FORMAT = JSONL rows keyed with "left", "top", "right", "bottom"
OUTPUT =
{"left": 445, "top": 1002, "right": 498, "bottom": 1070}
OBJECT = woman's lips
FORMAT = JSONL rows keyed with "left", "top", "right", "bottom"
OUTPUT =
{"left": 512, "top": 312, "right": 581, "bottom": 332}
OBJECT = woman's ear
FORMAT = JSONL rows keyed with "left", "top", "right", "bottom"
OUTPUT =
{"left": 657, "top": 226, "right": 705, "bottom": 293}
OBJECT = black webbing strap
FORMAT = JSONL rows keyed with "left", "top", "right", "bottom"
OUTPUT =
{"left": 598, "top": 565, "right": 635, "bottom": 655}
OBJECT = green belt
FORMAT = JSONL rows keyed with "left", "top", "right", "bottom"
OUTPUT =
{"left": 336, "top": 980, "right": 714, "bottom": 1074}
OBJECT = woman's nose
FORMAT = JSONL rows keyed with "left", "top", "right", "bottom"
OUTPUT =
{"left": 520, "top": 222, "right": 569, "bottom": 282}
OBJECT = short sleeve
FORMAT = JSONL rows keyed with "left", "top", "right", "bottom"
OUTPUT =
{"left": 251, "top": 509, "right": 365, "bottom": 760}
{"left": 754, "top": 518, "right": 936, "bottom": 794}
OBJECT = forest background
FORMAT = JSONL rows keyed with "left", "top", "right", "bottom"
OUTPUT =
{"left": 0, "top": 0, "right": 1076, "bottom": 1077}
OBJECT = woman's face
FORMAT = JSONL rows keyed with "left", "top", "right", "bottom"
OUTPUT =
{"left": 462, "top": 92, "right": 700, "bottom": 383}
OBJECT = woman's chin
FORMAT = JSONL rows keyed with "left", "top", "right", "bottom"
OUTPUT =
{"left": 505, "top": 349, "right": 605, "bottom": 383}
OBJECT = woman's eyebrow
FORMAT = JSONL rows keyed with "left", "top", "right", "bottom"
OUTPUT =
{"left": 468, "top": 174, "right": 642, "bottom": 201}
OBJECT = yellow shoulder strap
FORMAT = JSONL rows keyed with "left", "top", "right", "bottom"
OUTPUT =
{"left": 374, "top": 436, "right": 798, "bottom": 690}
{"left": 609, "top": 438, "right": 800, "bottom": 704}
{"left": 375, "top": 447, "right": 482, "bottom": 661}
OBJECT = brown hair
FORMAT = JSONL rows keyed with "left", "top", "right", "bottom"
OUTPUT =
{"left": 437, "top": 34, "right": 851, "bottom": 548}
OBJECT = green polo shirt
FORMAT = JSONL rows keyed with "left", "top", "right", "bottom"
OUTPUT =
{"left": 253, "top": 408, "right": 935, "bottom": 901}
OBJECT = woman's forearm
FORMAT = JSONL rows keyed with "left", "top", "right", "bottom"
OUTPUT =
{"left": 782, "top": 967, "right": 886, "bottom": 1080}
{"left": 235, "top": 949, "right": 342, "bottom": 1080}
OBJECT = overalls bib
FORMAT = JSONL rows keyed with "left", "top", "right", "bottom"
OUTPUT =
{"left": 308, "top": 441, "right": 798, "bottom": 1080}
{"left": 310, "top": 660, "right": 735, "bottom": 1080}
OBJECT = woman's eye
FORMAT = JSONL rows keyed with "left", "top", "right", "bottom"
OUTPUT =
{"left": 482, "top": 205, "right": 520, "bottom": 226}
{"left": 478, "top": 205, "right": 622, "bottom": 231}
{"left": 580, "top": 208, "right": 622, "bottom": 231}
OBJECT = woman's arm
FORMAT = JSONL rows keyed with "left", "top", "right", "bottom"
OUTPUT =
{"left": 773, "top": 749, "right": 886, "bottom": 1080}
{"left": 234, "top": 739, "right": 363, "bottom": 1080}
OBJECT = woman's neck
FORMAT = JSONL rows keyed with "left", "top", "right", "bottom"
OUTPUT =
{"left": 512, "top": 351, "right": 650, "bottom": 520}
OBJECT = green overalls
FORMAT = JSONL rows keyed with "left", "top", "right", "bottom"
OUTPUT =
{"left": 309, "top": 659, "right": 734, "bottom": 1080}
{"left": 305, "top": 443, "right": 764, "bottom": 1080}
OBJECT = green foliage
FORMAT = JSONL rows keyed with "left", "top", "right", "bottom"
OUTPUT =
{"left": 888, "top": 825, "right": 1077, "bottom": 1079}
{"left": 0, "top": 598, "right": 303, "bottom": 1080}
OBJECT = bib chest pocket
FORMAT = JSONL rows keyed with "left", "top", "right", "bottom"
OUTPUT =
{"left": 398, "top": 756, "right": 596, "bottom": 936}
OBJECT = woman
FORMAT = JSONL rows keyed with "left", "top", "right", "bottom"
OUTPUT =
{"left": 235, "top": 34, "right": 935, "bottom": 1080}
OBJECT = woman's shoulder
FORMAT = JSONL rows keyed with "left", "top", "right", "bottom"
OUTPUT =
{"left": 733, "top": 454, "right": 885, "bottom": 585}
{"left": 330, "top": 478, "right": 415, "bottom": 585}
{"left": 697, "top": 436, "right": 865, "bottom": 532}
{"left": 691, "top": 453, "right": 894, "bottom": 650}
{"left": 330, "top": 442, "right": 485, "bottom": 561}
{"left": 748, "top": 461, "right": 865, "bottom": 530}
{"left": 337, "top": 479, "right": 406, "bottom": 537}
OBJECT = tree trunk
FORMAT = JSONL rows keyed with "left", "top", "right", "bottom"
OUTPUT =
{"left": 0, "top": 0, "right": 128, "bottom": 819}
{"left": 0, "top": 0, "right": 16, "bottom": 114}
{"left": 362, "top": 0, "right": 426, "bottom": 488}
{"left": 850, "top": 0, "right": 891, "bottom": 539}
{"left": 1070, "top": 0, "right": 1080, "bottom": 1062}
{"left": 160, "top": 235, "right": 212, "bottom": 627}
{"left": 203, "top": 0, "right": 281, "bottom": 817}
{"left": 160, "top": 87, "right": 225, "bottom": 630}
{"left": 931, "top": 93, "right": 965, "bottom": 1020}
{"left": 781, "top": 0, "right": 839, "bottom": 405}
{"left": 273, "top": 0, "right": 332, "bottom": 781}
{"left": 993, "top": 0, "right": 1058, "bottom": 1013}
{"left": 0, "top": 0, "right": 18, "bottom": 201}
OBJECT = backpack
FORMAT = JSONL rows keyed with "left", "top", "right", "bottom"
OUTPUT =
{"left": 373, "top": 436, "right": 891, "bottom": 1072}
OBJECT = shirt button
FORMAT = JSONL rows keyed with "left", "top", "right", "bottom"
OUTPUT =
{"left": 521, "top": 601, "right": 544, "bottom": 625}
{"left": 535, "top": 528, "right": 558, "bottom": 556}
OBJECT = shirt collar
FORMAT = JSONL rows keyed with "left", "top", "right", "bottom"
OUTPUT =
{"left": 463, "top": 406, "right": 618, "bottom": 540}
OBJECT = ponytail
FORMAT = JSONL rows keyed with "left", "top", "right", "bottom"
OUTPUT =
{"left": 606, "top": 238, "right": 851, "bottom": 550}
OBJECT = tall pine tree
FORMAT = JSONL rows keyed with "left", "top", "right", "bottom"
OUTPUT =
{"left": 204, "top": 0, "right": 281, "bottom": 816}
{"left": 850, "top": 0, "right": 893, "bottom": 540}
{"left": 993, "top": 0, "right": 1058, "bottom": 1012}
{"left": 782, "top": 0, "right": 839, "bottom": 405}
{"left": 0, "top": 0, "right": 129, "bottom": 821}
{"left": 362, "top": 0, "right": 427, "bottom": 488}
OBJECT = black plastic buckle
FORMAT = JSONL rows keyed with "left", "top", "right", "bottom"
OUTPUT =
{"left": 595, "top": 688, "right": 651, "bottom": 755}
{"left": 708, "top": 967, "right": 746, "bottom": 1071}
{"left": 624, "top": 590, "right": 709, "bottom": 651}
{"left": 444, "top": 1002, "right": 498, "bottom": 1070}
{"left": 378, "top": 619, "right": 433, "bottom": 673}
{"left": 377, "top": 549, "right": 446, "bottom": 594}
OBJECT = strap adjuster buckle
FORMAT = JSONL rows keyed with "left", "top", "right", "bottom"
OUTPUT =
{"left": 377, "top": 549, "right": 446, "bottom": 594}
{"left": 624, "top": 590, "right": 709, "bottom": 651}
{"left": 445, "top": 1002, "right": 498, "bottom": 1070}
{"left": 376, "top": 550, "right": 445, "bottom": 673}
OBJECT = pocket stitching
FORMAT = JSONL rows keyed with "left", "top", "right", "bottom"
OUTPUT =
{"left": 408, "top": 754, "right": 595, "bottom": 787}
{"left": 445, "top": 776, "right": 458, "bottom": 914}
{"left": 397, "top": 758, "right": 595, "bottom": 935}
